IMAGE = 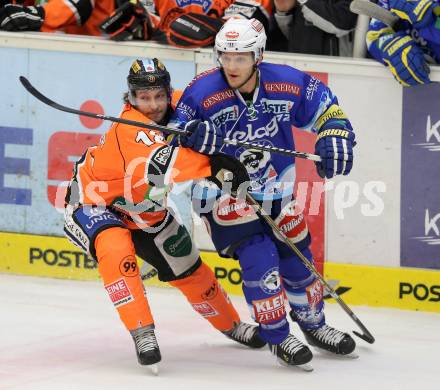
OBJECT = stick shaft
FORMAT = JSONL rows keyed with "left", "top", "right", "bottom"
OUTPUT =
{"left": 19, "top": 76, "right": 321, "bottom": 162}
{"left": 350, "top": 0, "right": 400, "bottom": 29}
{"left": 245, "top": 193, "right": 375, "bottom": 344}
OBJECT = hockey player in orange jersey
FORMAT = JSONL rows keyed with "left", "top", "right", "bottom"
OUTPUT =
{"left": 63, "top": 58, "right": 265, "bottom": 368}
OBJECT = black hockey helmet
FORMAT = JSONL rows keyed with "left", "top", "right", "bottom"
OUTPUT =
{"left": 127, "top": 58, "right": 171, "bottom": 105}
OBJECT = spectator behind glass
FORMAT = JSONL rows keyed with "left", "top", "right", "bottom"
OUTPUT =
{"left": 266, "top": 0, "right": 358, "bottom": 56}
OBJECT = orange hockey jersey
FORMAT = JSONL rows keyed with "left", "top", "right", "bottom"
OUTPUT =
{"left": 72, "top": 103, "right": 211, "bottom": 228}
{"left": 40, "top": 0, "right": 114, "bottom": 36}
{"left": 154, "top": 0, "right": 234, "bottom": 19}
{"left": 16, "top": 0, "right": 271, "bottom": 37}
{"left": 155, "top": 0, "right": 272, "bottom": 22}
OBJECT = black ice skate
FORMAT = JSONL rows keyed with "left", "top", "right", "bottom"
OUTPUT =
{"left": 268, "top": 334, "right": 313, "bottom": 371}
{"left": 131, "top": 325, "right": 161, "bottom": 372}
{"left": 223, "top": 321, "right": 266, "bottom": 348}
{"left": 301, "top": 324, "right": 356, "bottom": 356}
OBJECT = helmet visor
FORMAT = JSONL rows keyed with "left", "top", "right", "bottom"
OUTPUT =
{"left": 217, "top": 52, "right": 256, "bottom": 68}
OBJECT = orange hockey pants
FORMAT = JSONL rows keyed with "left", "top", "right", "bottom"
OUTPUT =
{"left": 95, "top": 227, "right": 240, "bottom": 332}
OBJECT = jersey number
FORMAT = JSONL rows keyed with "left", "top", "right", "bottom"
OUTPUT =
{"left": 136, "top": 130, "right": 165, "bottom": 146}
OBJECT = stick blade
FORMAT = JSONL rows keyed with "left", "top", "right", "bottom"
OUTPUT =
{"left": 19, "top": 76, "right": 96, "bottom": 118}
{"left": 350, "top": 0, "right": 399, "bottom": 27}
{"left": 19, "top": 76, "right": 55, "bottom": 106}
{"left": 353, "top": 330, "right": 375, "bottom": 344}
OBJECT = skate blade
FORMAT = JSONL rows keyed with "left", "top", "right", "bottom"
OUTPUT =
{"left": 148, "top": 364, "right": 159, "bottom": 376}
{"left": 342, "top": 352, "right": 359, "bottom": 359}
{"left": 296, "top": 362, "right": 314, "bottom": 372}
{"left": 313, "top": 348, "right": 359, "bottom": 359}
{"left": 277, "top": 358, "right": 314, "bottom": 372}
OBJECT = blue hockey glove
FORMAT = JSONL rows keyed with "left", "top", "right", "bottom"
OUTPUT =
{"left": 0, "top": 4, "right": 44, "bottom": 31}
{"left": 315, "top": 129, "right": 355, "bottom": 179}
{"left": 379, "top": 31, "right": 431, "bottom": 86}
{"left": 180, "top": 119, "right": 224, "bottom": 155}
{"left": 389, "top": 0, "right": 437, "bottom": 29}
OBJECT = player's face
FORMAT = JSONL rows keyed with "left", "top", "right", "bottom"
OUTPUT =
{"left": 134, "top": 87, "right": 168, "bottom": 123}
{"left": 219, "top": 52, "right": 257, "bottom": 91}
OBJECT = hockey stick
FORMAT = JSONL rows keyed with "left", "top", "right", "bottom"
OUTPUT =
{"left": 19, "top": 76, "right": 321, "bottom": 162}
{"left": 245, "top": 194, "right": 376, "bottom": 344}
{"left": 350, "top": 0, "right": 401, "bottom": 29}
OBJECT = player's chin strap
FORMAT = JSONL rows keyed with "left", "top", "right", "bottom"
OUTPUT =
{"left": 244, "top": 193, "right": 375, "bottom": 345}
{"left": 18, "top": 76, "right": 321, "bottom": 163}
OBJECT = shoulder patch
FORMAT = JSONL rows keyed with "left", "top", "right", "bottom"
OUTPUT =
{"left": 147, "top": 145, "right": 177, "bottom": 187}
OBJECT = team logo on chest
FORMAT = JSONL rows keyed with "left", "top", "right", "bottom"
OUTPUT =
{"left": 235, "top": 142, "right": 278, "bottom": 193}
{"left": 238, "top": 148, "right": 271, "bottom": 176}
{"left": 225, "top": 116, "right": 279, "bottom": 143}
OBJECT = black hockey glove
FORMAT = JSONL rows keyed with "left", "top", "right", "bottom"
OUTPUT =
{"left": 160, "top": 7, "right": 223, "bottom": 48}
{"left": 99, "top": 0, "right": 152, "bottom": 41}
{"left": 0, "top": 4, "right": 45, "bottom": 31}
{"left": 209, "top": 153, "right": 250, "bottom": 198}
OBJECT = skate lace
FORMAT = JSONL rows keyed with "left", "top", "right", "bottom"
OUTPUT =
{"left": 280, "top": 335, "right": 305, "bottom": 354}
{"left": 311, "top": 325, "right": 345, "bottom": 347}
{"left": 229, "top": 322, "right": 256, "bottom": 343}
{"left": 133, "top": 329, "right": 158, "bottom": 353}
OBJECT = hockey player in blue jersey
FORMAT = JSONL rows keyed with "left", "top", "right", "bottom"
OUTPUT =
{"left": 367, "top": 0, "right": 440, "bottom": 86}
{"left": 170, "top": 18, "right": 357, "bottom": 369}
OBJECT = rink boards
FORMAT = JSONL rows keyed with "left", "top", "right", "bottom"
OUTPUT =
{"left": 1, "top": 231, "right": 439, "bottom": 313}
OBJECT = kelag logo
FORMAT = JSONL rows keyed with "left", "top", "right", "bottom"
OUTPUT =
{"left": 412, "top": 115, "right": 440, "bottom": 152}
{"left": 401, "top": 83, "right": 440, "bottom": 270}
{"left": 412, "top": 209, "right": 440, "bottom": 246}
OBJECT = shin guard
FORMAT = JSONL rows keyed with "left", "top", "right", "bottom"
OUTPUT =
{"left": 95, "top": 227, "right": 154, "bottom": 331}
{"left": 169, "top": 262, "right": 240, "bottom": 332}
{"left": 236, "top": 234, "right": 289, "bottom": 345}
{"left": 280, "top": 247, "right": 325, "bottom": 330}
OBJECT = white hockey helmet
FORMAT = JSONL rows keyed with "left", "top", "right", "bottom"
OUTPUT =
{"left": 214, "top": 18, "right": 267, "bottom": 66}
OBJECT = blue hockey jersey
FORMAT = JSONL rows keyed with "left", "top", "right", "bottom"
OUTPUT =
{"left": 171, "top": 62, "right": 353, "bottom": 201}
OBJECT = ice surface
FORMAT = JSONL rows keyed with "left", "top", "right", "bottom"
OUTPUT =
{"left": 1, "top": 274, "right": 439, "bottom": 390}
